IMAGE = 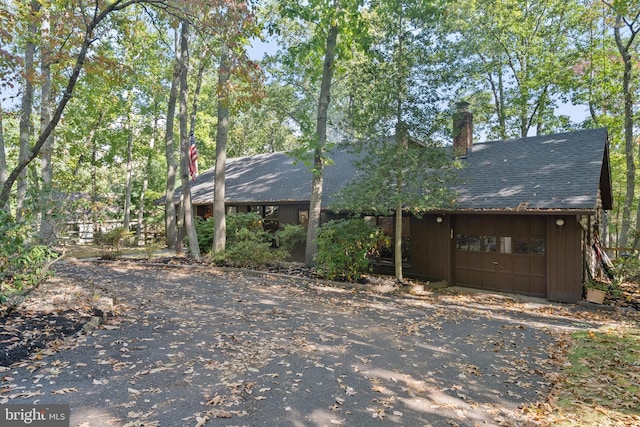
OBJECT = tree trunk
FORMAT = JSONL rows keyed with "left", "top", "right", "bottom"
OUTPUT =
{"left": 123, "top": 111, "right": 134, "bottom": 233}
{"left": 39, "top": 5, "right": 55, "bottom": 243}
{"left": 614, "top": 17, "right": 636, "bottom": 248}
{"left": 305, "top": 24, "right": 338, "bottom": 267}
{"left": 394, "top": 198, "right": 404, "bottom": 282}
{"left": 213, "top": 45, "right": 231, "bottom": 254}
{"left": 177, "top": 20, "right": 200, "bottom": 260}
{"left": 136, "top": 114, "right": 157, "bottom": 244}
{"left": 164, "top": 31, "right": 180, "bottom": 249}
{"left": 0, "top": 105, "right": 8, "bottom": 212}
{"left": 393, "top": 126, "right": 408, "bottom": 283}
{"left": 190, "top": 59, "right": 207, "bottom": 134}
{"left": 16, "top": 1, "right": 40, "bottom": 220}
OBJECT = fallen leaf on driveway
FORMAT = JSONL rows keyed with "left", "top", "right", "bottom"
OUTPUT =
{"left": 51, "top": 387, "right": 77, "bottom": 394}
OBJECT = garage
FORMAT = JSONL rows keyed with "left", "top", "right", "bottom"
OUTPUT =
{"left": 454, "top": 215, "right": 547, "bottom": 297}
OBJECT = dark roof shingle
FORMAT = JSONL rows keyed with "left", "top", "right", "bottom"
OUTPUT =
{"left": 453, "top": 128, "right": 608, "bottom": 210}
{"left": 179, "top": 128, "right": 609, "bottom": 213}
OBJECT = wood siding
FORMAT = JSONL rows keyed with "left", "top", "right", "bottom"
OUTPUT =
{"left": 409, "top": 215, "right": 451, "bottom": 281}
{"left": 452, "top": 215, "right": 547, "bottom": 297}
{"left": 546, "top": 215, "right": 583, "bottom": 303}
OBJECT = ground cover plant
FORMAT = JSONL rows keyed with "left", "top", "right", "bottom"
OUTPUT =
{"left": 528, "top": 325, "right": 640, "bottom": 425}
{"left": 0, "top": 210, "right": 58, "bottom": 304}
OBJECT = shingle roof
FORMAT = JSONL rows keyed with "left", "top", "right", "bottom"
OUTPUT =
{"left": 188, "top": 148, "right": 360, "bottom": 206}
{"left": 453, "top": 128, "right": 609, "bottom": 210}
{"left": 177, "top": 127, "right": 610, "bottom": 212}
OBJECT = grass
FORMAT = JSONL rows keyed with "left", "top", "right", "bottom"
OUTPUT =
{"left": 542, "top": 326, "right": 640, "bottom": 425}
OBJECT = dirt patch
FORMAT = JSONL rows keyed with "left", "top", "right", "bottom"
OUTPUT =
{"left": 0, "top": 274, "right": 115, "bottom": 367}
{"left": 0, "top": 310, "right": 88, "bottom": 366}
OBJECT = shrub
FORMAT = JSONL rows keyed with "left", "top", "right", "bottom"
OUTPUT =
{"left": 226, "top": 212, "right": 266, "bottom": 245}
{"left": 316, "top": 218, "right": 386, "bottom": 281}
{"left": 195, "top": 216, "right": 215, "bottom": 251}
{"left": 1, "top": 210, "right": 57, "bottom": 303}
{"left": 196, "top": 213, "right": 284, "bottom": 267}
{"left": 275, "top": 223, "right": 307, "bottom": 254}
{"left": 613, "top": 252, "right": 640, "bottom": 284}
{"left": 95, "top": 227, "right": 130, "bottom": 260}
{"left": 226, "top": 214, "right": 283, "bottom": 267}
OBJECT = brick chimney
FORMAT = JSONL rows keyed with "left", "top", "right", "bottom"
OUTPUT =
{"left": 453, "top": 101, "right": 473, "bottom": 158}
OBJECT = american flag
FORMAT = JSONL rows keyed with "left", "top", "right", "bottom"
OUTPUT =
{"left": 188, "top": 133, "right": 199, "bottom": 181}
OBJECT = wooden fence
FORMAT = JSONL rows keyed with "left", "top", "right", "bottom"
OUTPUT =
{"left": 60, "top": 220, "right": 164, "bottom": 245}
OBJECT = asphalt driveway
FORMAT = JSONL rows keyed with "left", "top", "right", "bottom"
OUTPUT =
{"left": 2, "top": 261, "right": 602, "bottom": 426}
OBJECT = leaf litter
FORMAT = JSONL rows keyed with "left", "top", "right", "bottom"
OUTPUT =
{"left": 0, "top": 259, "right": 638, "bottom": 426}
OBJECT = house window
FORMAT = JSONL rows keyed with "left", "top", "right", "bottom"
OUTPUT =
{"left": 374, "top": 216, "right": 410, "bottom": 264}
{"left": 298, "top": 210, "right": 308, "bottom": 226}
{"left": 264, "top": 205, "right": 279, "bottom": 219}
{"left": 263, "top": 205, "right": 280, "bottom": 232}
{"left": 531, "top": 238, "right": 545, "bottom": 255}
{"left": 468, "top": 235, "right": 481, "bottom": 251}
{"left": 456, "top": 234, "right": 469, "bottom": 250}
{"left": 482, "top": 236, "right": 496, "bottom": 252}
{"left": 227, "top": 206, "right": 237, "bottom": 215}
{"left": 514, "top": 238, "right": 529, "bottom": 254}
{"left": 458, "top": 234, "right": 544, "bottom": 256}
{"left": 499, "top": 237, "right": 512, "bottom": 253}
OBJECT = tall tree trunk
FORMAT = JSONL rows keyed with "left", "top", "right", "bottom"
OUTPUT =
{"left": 39, "top": 6, "right": 55, "bottom": 243}
{"left": 123, "top": 111, "right": 134, "bottom": 232}
{"left": 190, "top": 59, "right": 207, "bottom": 134}
{"left": 613, "top": 15, "right": 637, "bottom": 248}
{"left": 393, "top": 12, "right": 407, "bottom": 283}
{"left": 164, "top": 31, "right": 180, "bottom": 249}
{"left": 85, "top": 112, "right": 104, "bottom": 229}
{"left": 0, "top": 105, "right": 8, "bottom": 212}
{"left": 394, "top": 127, "right": 407, "bottom": 283}
{"left": 305, "top": 24, "right": 338, "bottom": 267}
{"left": 16, "top": 0, "right": 40, "bottom": 220}
{"left": 213, "top": 45, "right": 230, "bottom": 254}
{"left": 177, "top": 20, "right": 200, "bottom": 260}
{"left": 136, "top": 114, "right": 157, "bottom": 245}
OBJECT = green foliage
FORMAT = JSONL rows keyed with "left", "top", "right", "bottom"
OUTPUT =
{"left": 95, "top": 227, "right": 131, "bottom": 260}
{"left": 225, "top": 213, "right": 284, "bottom": 267}
{"left": 196, "top": 213, "right": 286, "bottom": 267}
{"left": 332, "top": 140, "right": 456, "bottom": 217}
{"left": 226, "top": 212, "right": 266, "bottom": 244}
{"left": 315, "top": 218, "right": 387, "bottom": 281}
{"left": 0, "top": 210, "right": 57, "bottom": 303}
{"left": 613, "top": 252, "right": 640, "bottom": 285}
{"left": 557, "top": 327, "right": 640, "bottom": 422}
{"left": 584, "top": 279, "right": 611, "bottom": 291}
{"left": 225, "top": 229, "right": 284, "bottom": 267}
{"left": 275, "top": 223, "right": 307, "bottom": 254}
{"left": 195, "top": 216, "right": 215, "bottom": 251}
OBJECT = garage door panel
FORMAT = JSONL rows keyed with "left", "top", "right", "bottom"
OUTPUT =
{"left": 455, "top": 216, "right": 547, "bottom": 297}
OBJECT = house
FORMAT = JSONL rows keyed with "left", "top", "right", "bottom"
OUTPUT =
{"left": 173, "top": 115, "right": 612, "bottom": 303}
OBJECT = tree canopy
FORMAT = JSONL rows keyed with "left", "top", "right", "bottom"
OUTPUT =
{"left": 0, "top": 0, "right": 638, "bottom": 254}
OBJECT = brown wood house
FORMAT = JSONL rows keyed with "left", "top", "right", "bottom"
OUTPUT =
{"left": 174, "top": 121, "right": 612, "bottom": 304}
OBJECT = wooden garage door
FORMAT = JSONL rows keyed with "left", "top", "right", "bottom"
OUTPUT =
{"left": 454, "top": 215, "right": 546, "bottom": 297}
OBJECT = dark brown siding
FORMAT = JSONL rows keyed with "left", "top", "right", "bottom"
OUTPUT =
{"left": 279, "top": 204, "right": 306, "bottom": 225}
{"left": 546, "top": 215, "right": 583, "bottom": 303}
{"left": 410, "top": 215, "right": 451, "bottom": 281}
